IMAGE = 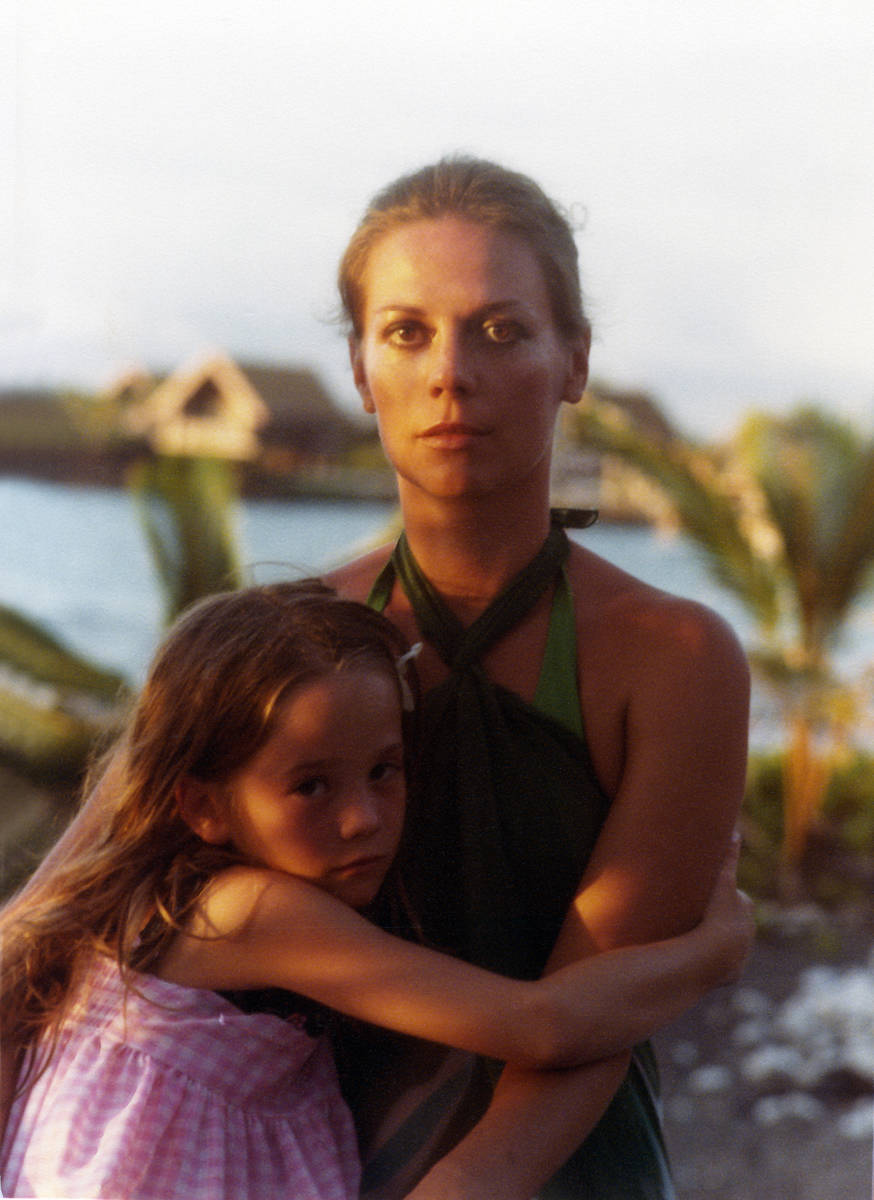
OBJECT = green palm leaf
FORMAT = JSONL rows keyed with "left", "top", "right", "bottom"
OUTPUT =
{"left": 0, "top": 605, "right": 126, "bottom": 699}
{"left": 739, "top": 408, "right": 874, "bottom": 662}
{"left": 572, "top": 399, "right": 780, "bottom": 631}
{"left": 0, "top": 605, "right": 128, "bottom": 778}
{"left": 129, "top": 456, "right": 244, "bottom": 622}
{"left": 571, "top": 394, "right": 874, "bottom": 879}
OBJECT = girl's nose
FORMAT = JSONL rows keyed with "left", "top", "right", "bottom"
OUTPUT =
{"left": 338, "top": 790, "right": 383, "bottom": 840}
{"left": 428, "top": 329, "right": 474, "bottom": 397}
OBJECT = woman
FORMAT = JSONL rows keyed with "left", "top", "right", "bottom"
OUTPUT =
{"left": 324, "top": 156, "right": 751, "bottom": 1200}
{"left": 6, "top": 156, "right": 749, "bottom": 1199}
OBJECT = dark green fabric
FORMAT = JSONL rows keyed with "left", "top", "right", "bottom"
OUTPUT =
{"left": 385, "top": 525, "right": 608, "bottom": 978}
{"left": 533, "top": 564, "right": 585, "bottom": 739}
{"left": 356, "top": 525, "right": 675, "bottom": 1199}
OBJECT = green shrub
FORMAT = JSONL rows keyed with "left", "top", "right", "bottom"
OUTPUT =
{"left": 743, "top": 749, "right": 874, "bottom": 904}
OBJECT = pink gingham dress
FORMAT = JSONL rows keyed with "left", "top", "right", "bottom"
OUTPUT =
{"left": 0, "top": 955, "right": 360, "bottom": 1199}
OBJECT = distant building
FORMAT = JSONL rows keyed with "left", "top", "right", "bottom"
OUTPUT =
{"left": 0, "top": 358, "right": 382, "bottom": 493}
{"left": 122, "top": 353, "right": 270, "bottom": 460}
{"left": 118, "top": 352, "right": 368, "bottom": 465}
{"left": 238, "top": 361, "right": 368, "bottom": 468}
{"left": 555, "top": 382, "right": 680, "bottom": 524}
{"left": 99, "top": 365, "right": 157, "bottom": 409}
{"left": 584, "top": 381, "right": 679, "bottom": 444}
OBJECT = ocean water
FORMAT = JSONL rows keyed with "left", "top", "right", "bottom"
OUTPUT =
{"left": 2, "top": 477, "right": 873, "bottom": 725}
{"left": 1, "top": 477, "right": 395, "bottom": 682}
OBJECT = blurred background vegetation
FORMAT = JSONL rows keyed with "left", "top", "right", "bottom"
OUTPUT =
{"left": 572, "top": 390, "right": 874, "bottom": 907}
{"left": 2, "top": 376, "right": 874, "bottom": 915}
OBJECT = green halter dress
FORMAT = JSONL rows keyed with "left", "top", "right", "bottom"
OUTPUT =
{"left": 350, "top": 523, "right": 674, "bottom": 1200}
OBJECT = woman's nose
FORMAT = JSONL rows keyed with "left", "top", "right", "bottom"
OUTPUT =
{"left": 428, "top": 329, "right": 474, "bottom": 397}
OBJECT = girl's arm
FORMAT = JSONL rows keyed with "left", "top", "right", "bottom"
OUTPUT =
{"left": 156, "top": 838, "right": 752, "bottom": 1070}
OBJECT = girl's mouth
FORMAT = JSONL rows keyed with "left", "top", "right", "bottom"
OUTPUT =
{"left": 332, "top": 854, "right": 388, "bottom": 877}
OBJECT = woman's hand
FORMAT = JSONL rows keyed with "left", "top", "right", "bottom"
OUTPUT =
{"left": 695, "top": 832, "right": 755, "bottom": 987}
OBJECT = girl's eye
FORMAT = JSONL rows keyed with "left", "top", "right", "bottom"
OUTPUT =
{"left": 483, "top": 320, "right": 524, "bottom": 345}
{"left": 293, "top": 776, "right": 328, "bottom": 799}
{"left": 370, "top": 760, "right": 403, "bottom": 784}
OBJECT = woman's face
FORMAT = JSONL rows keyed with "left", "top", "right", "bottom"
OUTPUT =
{"left": 350, "top": 217, "right": 589, "bottom": 504}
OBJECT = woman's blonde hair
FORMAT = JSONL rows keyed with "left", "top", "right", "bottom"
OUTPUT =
{"left": 338, "top": 155, "right": 590, "bottom": 343}
{"left": 0, "top": 581, "right": 411, "bottom": 1098}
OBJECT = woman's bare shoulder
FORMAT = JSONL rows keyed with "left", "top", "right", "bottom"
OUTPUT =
{"left": 566, "top": 539, "right": 749, "bottom": 809}
{"left": 567, "top": 541, "right": 747, "bottom": 669}
{"left": 323, "top": 543, "right": 394, "bottom": 601}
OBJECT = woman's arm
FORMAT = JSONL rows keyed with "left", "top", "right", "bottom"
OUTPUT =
{"left": 157, "top": 833, "right": 751, "bottom": 1071}
{"left": 405, "top": 594, "right": 752, "bottom": 1199}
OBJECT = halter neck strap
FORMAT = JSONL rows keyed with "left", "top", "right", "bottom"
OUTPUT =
{"left": 383, "top": 524, "right": 570, "bottom": 675}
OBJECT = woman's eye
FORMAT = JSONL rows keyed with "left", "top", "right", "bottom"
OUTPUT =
{"left": 483, "top": 321, "right": 523, "bottom": 345}
{"left": 385, "top": 322, "right": 427, "bottom": 347}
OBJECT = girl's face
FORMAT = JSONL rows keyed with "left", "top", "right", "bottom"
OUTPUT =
{"left": 350, "top": 216, "right": 589, "bottom": 504}
{"left": 200, "top": 668, "right": 406, "bottom": 908}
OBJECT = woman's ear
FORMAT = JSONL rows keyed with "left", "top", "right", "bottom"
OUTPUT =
{"left": 176, "top": 777, "right": 232, "bottom": 846}
{"left": 562, "top": 328, "right": 591, "bottom": 406}
{"left": 349, "top": 336, "right": 376, "bottom": 414}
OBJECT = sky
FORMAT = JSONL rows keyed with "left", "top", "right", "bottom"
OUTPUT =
{"left": 1, "top": 0, "right": 873, "bottom": 439}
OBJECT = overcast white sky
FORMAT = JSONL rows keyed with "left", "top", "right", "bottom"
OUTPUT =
{"left": 1, "top": 0, "right": 872, "bottom": 438}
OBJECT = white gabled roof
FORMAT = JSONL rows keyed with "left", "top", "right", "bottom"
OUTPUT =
{"left": 123, "top": 351, "right": 270, "bottom": 460}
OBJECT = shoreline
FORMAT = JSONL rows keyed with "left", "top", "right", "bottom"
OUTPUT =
{"left": 0, "top": 461, "right": 649, "bottom": 525}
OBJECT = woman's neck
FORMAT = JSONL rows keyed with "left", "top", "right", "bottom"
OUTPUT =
{"left": 396, "top": 484, "right": 552, "bottom": 621}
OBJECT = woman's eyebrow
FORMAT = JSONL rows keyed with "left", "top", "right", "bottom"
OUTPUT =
{"left": 374, "top": 299, "right": 530, "bottom": 317}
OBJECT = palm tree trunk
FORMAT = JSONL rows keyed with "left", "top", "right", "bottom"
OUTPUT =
{"left": 129, "top": 455, "right": 244, "bottom": 623}
{"left": 779, "top": 713, "right": 831, "bottom": 898}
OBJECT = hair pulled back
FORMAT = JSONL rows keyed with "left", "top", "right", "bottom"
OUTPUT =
{"left": 338, "top": 155, "right": 589, "bottom": 343}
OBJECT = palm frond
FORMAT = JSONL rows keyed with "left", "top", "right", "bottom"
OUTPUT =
{"left": 823, "top": 442, "right": 874, "bottom": 624}
{"left": 129, "top": 456, "right": 244, "bottom": 623}
{"left": 0, "top": 605, "right": 126, "bottom": 700}
{"left": 738, "top": 408, "right": 874, "bottom": 657}
{"left": 572, "top": 400, "right": 781, "bottom": 631}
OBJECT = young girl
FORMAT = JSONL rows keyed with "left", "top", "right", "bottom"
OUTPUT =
{"left": 0, "top": 582, "right": 752, "bottom": 1200}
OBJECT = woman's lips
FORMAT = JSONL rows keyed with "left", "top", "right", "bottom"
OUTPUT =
{"left": 420, "top": 422, "right": 489, "bottom": 448}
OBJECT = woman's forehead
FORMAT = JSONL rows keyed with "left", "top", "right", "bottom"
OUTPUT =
{"left": 361, "top": 217, "right": 550, "bottom": 314}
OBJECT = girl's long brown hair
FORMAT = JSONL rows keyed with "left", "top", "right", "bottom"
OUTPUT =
{"left": 0, "top": 581, "right": 412, "bottom": 1100}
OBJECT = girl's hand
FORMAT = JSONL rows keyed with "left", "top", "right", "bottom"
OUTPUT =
{"left": 698, "top": 833, "right": 755, "bottom": 986}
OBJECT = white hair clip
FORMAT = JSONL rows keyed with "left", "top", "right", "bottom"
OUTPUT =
{"left": 396, "top": 642, "right": 423, "bottom": 711}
